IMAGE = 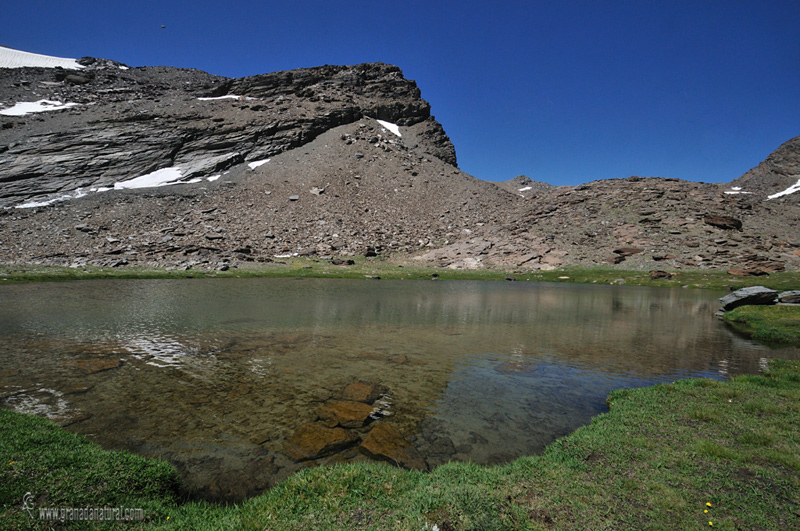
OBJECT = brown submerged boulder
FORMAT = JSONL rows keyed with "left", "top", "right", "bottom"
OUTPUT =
{"left": 284, "top": 422, "right": 359, "bottom": 461}
{"left": 342, "top": 381, "right": 387, "bottom": 403}
{"left": 318, "top": 400, "right": 374, "bottom": 428}
{"left": 360, "top": 423, "right": 426, "bottom": 470}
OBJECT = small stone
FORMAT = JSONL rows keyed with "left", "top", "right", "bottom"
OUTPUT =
{"left": 613, "top": 247, "right": 644, "bottom": 257}
{"left": 288, "top": 195, "right": 300, "bottom": 201}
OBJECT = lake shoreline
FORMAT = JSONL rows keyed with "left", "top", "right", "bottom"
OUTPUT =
{"left": 2, "top": 259, "right": 799, "bottom": 292}
{"left": 3, "top": 359, "right": 799, "bottom": 529}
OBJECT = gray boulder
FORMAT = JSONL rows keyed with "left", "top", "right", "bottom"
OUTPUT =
{"left": 719, "top": 286, "right": 778, "bottom": 311}
{"left": 778, "top": 290, "right": 800, "bottom": 304}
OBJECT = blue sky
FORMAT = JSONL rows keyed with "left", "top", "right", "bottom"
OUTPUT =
{"left": 4, "top": 1, "right": 799, "bottom": 185}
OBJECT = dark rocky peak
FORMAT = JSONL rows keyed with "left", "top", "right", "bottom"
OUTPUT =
{"left": 214, "top": 62, "right": 433, "bottom": 127}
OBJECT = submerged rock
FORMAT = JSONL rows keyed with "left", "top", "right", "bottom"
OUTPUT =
{"left": 360, "top": 423, "right": 425, "bottom": 470}
{"left": 284, "top": 422, "right": 359, "bottom": 461}
{"left": 342, "top": 381, "right": 387, "bottom": 404}
{"left": 318, "top": 400, "right": 374, "bottom": 428}
{"left": 67, "top": 357, "right": 123, "bottom": 374}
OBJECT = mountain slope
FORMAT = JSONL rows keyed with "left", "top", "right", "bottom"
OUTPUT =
{"left": 0, "top": 47, "right": 798, "bottom": 273}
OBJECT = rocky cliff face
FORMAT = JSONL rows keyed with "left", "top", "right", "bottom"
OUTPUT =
{"left": 0, "top": 57, "right": 456, "bottom": 208}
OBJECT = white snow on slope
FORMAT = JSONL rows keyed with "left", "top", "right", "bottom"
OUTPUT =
{"left": 247, "top": 158, "right": 270, "bottom": 169}
{"left": 15, "top": 189, "right": 88, "bottom": 209}
{"left": 376, "top": 119, "right": 401, "bottom": 137}
{"left": 0, "top": 46, "right": 84, "bottom": 69}
{"left": 518, "top": 186, "right": 532, "bottom": 192}
{"left": 0, "top": 99, "right": 79, "bottom": 116}
{"left": 767, "top": 178, "right": 800, "bottom": 200}
{"left": 114, "top": 168, "right": 185, "bottom": 189}
{"left": 198, "top": 95, "right": 243, "bottom": 101}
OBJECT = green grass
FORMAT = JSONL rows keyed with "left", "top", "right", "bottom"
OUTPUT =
{"left": 0, "top": 409, "right": 180, "bottom": 529}
{"left": 723, "top": 305, "right": 800, "bottom": 345}
{"left": 3, "top": 361, "right": 800, "bottom": 529}
{"left": 1, "top": 260, "right": 799, "bottom": 291}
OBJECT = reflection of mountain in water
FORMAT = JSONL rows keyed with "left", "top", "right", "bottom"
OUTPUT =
{"left": 1, "top": 278, "right": 798, "bottom": 502}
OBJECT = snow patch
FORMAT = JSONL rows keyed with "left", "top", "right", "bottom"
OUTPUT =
{"left": 0, "top": 99, "right": 79, "bottom": 116}
{"left": 376, "top": 119, "right": 401, "bottom": 137}
{"left": 767, "top": 178, "right": 800, "bottom": 200}
{"left": 16, "top": 189, "right": 87, "bottom": 209}
{"left": 0, "top": 46, "right": 84, "bottom": 69}
{"left": 518, "top": 186, "right": 533, "bottom": 192}
{"left": 198, "top": 94, "right": 243, "bottom": 101}
{"left": 114, "top": 167, "right": 185, "bottom": 189}
{"left": 207, "top": 175, "right": 221, "bottom": 182}
{"left": 248, "top": 158, "right": 270, "bottom": 169}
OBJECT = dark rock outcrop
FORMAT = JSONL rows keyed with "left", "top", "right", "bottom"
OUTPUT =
{"left": 0, "top": 60, "right": 456, "bottom": 207}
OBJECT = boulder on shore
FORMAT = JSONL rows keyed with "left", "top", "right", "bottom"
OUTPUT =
{"left": 719, "top": 286, "right": 778, "bottom": 311}
{"left": 778, "top": 290, "right": 800, "bottom": 304}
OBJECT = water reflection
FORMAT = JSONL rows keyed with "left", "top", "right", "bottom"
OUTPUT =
{"left": 1, "top": 278, "right": 798, "bottom": 501}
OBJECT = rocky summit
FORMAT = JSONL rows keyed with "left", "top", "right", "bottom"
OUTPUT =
{"left": 1, "top": 47, "right": 798, "bottom": 273}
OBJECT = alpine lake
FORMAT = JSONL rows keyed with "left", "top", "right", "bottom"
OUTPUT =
{"left": 2, "top": 277, "right": 798, "bottom": 501}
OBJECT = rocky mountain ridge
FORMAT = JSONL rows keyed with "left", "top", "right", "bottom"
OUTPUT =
{"left": 0, "top": 48, "right": 798, "bottom": 273}
{"left": 0, "top": 54, "right": 455, "bottom": 207}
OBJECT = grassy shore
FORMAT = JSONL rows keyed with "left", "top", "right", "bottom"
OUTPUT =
{"left": 724, "top": 305, "right": 800, "bottom": 344}
{"left": 1, "top": 259, "right": 799, "bottom": 292}
{"left": 2, "top": 360, "right": 799, "bottom": 530}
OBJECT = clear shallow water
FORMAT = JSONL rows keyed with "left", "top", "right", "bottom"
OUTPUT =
{"left": 1, "top": 278, "right": 797, "bottom": 501}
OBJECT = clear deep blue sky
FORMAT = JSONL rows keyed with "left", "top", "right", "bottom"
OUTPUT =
{"left": 4, "top": 1, "right": 799, "bottom": 185}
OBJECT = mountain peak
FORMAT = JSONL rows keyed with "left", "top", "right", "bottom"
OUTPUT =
{"left": 730, "top": 136, "right": 800, "bottom": 197}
